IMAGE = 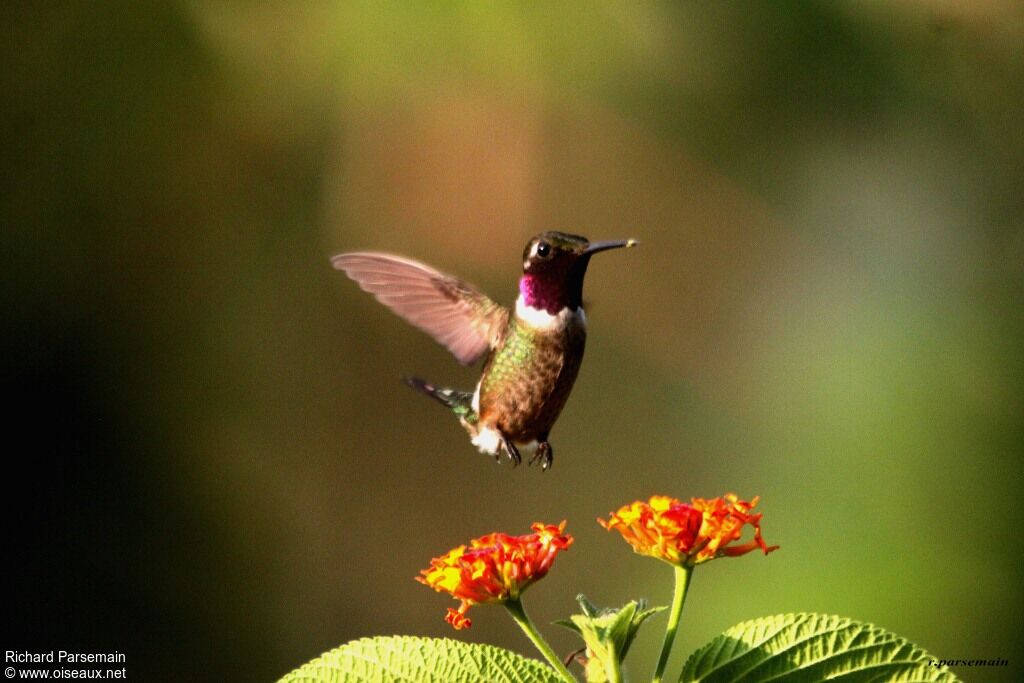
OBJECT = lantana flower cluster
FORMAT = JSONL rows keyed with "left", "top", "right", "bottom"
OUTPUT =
{"left": 417, "top": 521, "right": 573, "bottom": 629}
{"left": 598, "top": 493, "right": 778, "bottom": 566}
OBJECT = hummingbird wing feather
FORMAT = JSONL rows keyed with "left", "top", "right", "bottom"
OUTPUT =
{"left": 331, "top": 252, "right": 509, "bottom": 366}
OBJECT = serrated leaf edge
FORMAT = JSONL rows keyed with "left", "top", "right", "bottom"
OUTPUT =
{"left": 278, "top": 635, "right": 560, "bottom": 683}
{"left": 682, "top": 614, "right": 959, "bottom": 683}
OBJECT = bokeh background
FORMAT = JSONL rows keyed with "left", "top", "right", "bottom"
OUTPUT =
{"left": 4, "top": 2, "right": 1023, "bottom": 681}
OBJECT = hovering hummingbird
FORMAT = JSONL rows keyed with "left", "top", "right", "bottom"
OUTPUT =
{"left": 331, "top": 232, "right": 637, "bottom": 470}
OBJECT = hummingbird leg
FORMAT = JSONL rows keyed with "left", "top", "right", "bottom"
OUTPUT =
{"left": 500, "top": 437, "right": 522, "bottom": 467}
{"left": 529, "top": 441, "right": 553, "bottom": 471}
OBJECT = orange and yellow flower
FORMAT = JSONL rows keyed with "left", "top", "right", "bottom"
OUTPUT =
{"left": 599, "top": 494, "right": 778, "bottom": 566}
{"left": 417, "top": 522, "right": 573, "bottom": 629}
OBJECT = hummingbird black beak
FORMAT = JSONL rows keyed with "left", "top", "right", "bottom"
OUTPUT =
{"left": 583, "top": 238, "right": 638, "bottom": 255}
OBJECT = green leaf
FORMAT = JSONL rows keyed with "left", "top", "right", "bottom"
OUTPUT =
{"left": 277, "top": 635, "right": 563, "bottom": 683}
{"left": 680, "top": 613, "right": 961, "bottom": 683}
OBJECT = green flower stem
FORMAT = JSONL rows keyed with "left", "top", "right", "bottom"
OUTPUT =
{"left": 651, "top": 564, "right": 693, "bottom": 683}
{"left": 504, "top": 598, "right": 578, "bottom": 683}
{"left": 605, "top": 646, "right": 624, "bottom": 683}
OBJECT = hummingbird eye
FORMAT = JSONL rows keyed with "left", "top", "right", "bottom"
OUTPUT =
{"left": 535, "top": 242, "right": 552, "bottom": 258}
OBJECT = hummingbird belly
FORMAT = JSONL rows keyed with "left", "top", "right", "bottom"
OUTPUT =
{"left": 476, "top": 312, "right": 587, "bottom": 445}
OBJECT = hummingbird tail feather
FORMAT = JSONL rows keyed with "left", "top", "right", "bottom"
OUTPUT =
{"left": 402, "top": 376, "right": 475, "bottom": 421}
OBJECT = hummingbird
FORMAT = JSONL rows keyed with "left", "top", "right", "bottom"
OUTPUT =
{"left": 331, "top": 232, "right": 637, "bottom": 470}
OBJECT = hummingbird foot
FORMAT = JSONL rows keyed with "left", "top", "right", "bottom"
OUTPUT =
{"left": 529, "top": 441, "right": 553, "bottom": 471}
{"left": 499, "top": 437, "right": 522, "bottom": 467}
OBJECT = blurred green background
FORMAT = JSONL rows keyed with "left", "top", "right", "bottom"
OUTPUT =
{"left": 4, "top": 2, "right": 1023, "bottom": 681}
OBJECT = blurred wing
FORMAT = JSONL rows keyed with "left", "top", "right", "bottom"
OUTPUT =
{"left": 331, "top": 252, "right": 509, "bottom": 366}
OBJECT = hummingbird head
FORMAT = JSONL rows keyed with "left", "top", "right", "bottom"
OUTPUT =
{"left": 518, "top": 231, "right": 637, "bottom": 315}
